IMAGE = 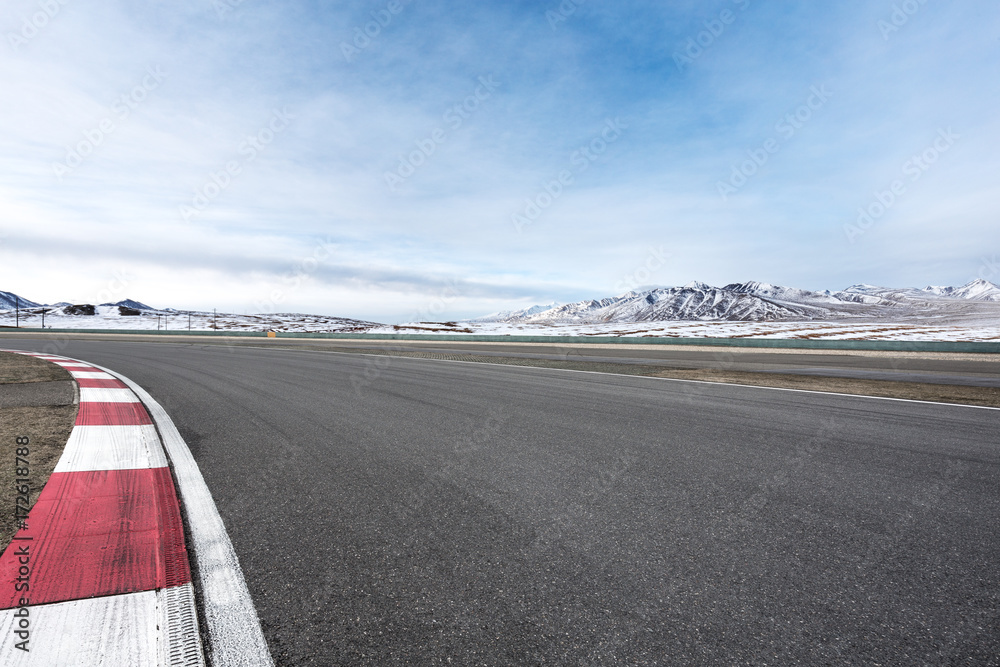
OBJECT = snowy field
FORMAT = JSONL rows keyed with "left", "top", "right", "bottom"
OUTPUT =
{"left": 2, "top": 306, "right": 997, "bottom": 341}
{"left": 381, "top": 320, "right": 1000, "bottom": 341}
{"left": 0, "top": 306, "right": 377, "bottom": 333}
{"left": 3, "top": 280, "right": 997, "bottom": 341}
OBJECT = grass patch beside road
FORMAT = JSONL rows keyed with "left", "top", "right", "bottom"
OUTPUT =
{"left": 0, "top": 351, "right": 70, "bottom": 384}
{"left": 0, "top": 352, "right": 77, "bottom": 552}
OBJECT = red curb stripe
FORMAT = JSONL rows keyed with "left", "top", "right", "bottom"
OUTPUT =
{"left": 0, "top": 467, "right": 191, "bottom": 609}
{"left": 76, "top": 401, "right": 154, "bottom": 426}
{"left": 75, "top": 378, "right": 129, "bottom": 389}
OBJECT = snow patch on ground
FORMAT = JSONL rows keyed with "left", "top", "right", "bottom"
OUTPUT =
{"left": 379, "top": 320, "right": 1000, "bottom": 341}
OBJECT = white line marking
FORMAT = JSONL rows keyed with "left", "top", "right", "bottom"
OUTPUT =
{"left": 54, "top": 424, "right": 168, "bottom": 473}
{"left": 93, "top": 363, "right": 275, "bottom": 667}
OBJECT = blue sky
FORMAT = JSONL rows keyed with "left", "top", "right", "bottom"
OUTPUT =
{"left": 1, "top": 0, "right": 998, "bottom": 322}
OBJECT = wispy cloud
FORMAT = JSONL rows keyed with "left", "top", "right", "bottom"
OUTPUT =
{"left": 1, "top": 0, "right": 998, "bottom": 321}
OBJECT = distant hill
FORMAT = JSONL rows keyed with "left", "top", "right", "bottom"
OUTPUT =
{"left": 0, "top": 291, "right": 41, "bottom": 310}
{"left": 473, "top": 279, "right": 1000, "bottom": 323}
{"left": 99, "top": 298, "right": 155, "bottom": 310}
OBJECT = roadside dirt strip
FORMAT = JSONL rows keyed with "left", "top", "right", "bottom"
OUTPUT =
{"left": 0, "top": 351, "right": 206, "bottom": 665}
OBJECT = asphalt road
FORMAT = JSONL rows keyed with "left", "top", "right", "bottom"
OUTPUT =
{"left": 8, "top": 332, "right": 1000, "bottom": 386}
{"left": 307, "top": 339, "right": 1000, "bottom": 387}
{"left": 5, "top": 338, "right": 1000, "bottom": 665}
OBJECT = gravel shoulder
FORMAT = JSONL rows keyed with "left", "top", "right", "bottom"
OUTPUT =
{"left": 0, "top": 352, "right": 77, "bottom": 551}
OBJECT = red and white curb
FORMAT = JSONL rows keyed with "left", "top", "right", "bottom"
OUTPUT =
{"left": 0, "top": 351, "right": 273, "bottom": 666}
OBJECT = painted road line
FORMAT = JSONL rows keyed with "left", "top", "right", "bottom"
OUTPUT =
{"left": 55, "top": 424, "right": 168, "bottom": 472}
{"left": 78, "top": 387, "right": 142, "bottom": 403}
{"left": 0, "top": 583, "right": 202, "bottom": 667}
{"left": 98, "top": 363, "right": 276, "bottom": 667}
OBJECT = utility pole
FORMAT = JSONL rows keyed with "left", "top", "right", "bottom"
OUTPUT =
{"left": 15, "top": 295, "right": 19, "bottom": 328}
{"left": 214, "top": 308, "right": 217, "bottom": 331}
{"left": 188, "top": 313, "right": 191, "bottom": 331}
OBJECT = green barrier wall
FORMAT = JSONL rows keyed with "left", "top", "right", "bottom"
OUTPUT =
{"left": 2, "top": 327, "right": 999, "bottom": 353}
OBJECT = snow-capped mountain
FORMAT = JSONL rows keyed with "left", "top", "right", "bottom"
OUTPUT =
{"left": 479, "top": 283, "right": 824, "bottom": 323}
{"left": 472, "top": 302, "right": 561, "bottom": 323}
{"left": 0, "top": 292, "right": 154, "bottom": 311}
{"left": 477, "top": 279, "right": 1000, "bottom": 324}
{"left": 922, "top": 279, "right": 1000, "bottom": 302}
{"left": 99, "top": 298, "right": 154, "bottom": 310}
{"left": 0, "top": 291, "right": 41, "bottom": 310}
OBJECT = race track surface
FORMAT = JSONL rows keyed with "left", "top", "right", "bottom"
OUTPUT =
{"left": 4, "top": 339, "right": 999, "bottom": 665}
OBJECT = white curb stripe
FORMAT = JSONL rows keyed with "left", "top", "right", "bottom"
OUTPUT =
{"left": 54, "top": 425, "right": 169, "bottom": 473}
{"left": 94, "top": 363, "right": 275, "bottom": 667}
{"left": 78, "top": 387, "right": 142, "bottom": 403}
{"left": 1, "top": 591, "right": 159, "bottom": 666}
{"left": 0, "top": 584, "right": 202, "bottom": 667}
{"left": 69, "top": 371, "right": 118, "bottom": 380}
